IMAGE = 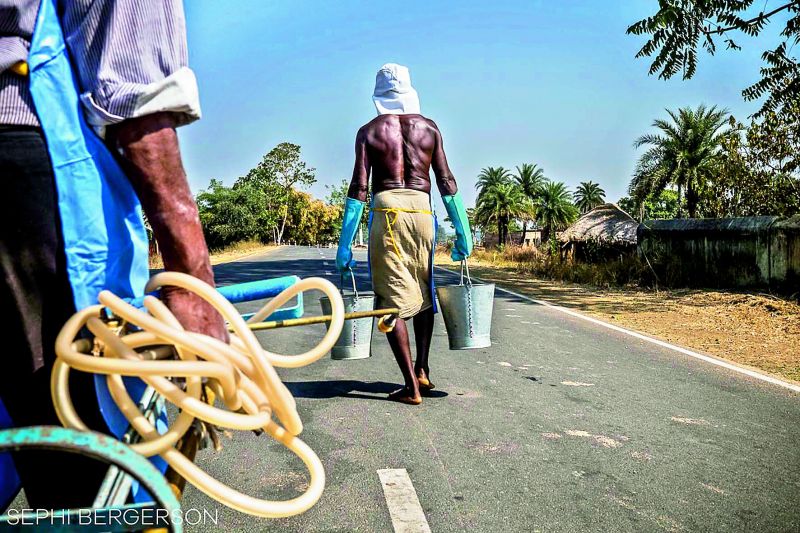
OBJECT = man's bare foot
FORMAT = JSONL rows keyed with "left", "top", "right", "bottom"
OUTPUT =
{"left": 388, "top": 387, "right": 422, "bottom": 405}
{"left": 415, "top": 370, "right": 435, "bottom": 391}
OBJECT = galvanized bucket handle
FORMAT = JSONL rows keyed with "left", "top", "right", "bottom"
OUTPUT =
{"left": 459, "top": 259, "right": 473, "bottom": 287}
{"left": 341, "top": 267, "right": 359, "bottom": 298}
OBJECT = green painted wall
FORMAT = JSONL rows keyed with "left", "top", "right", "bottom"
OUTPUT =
{"left": 638, "top": 216, "right": 800, "bottom": 291}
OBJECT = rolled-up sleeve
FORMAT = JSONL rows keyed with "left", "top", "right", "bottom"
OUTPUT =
{"left": 59, "top": 0, "right": 201, "bottom": 131}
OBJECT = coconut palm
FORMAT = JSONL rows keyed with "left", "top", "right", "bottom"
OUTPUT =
{"left": 514, "top": 163, "right": 547, "bottom": 244}
{"left": 475, "top": 182, "right": 531, "bottom": 247}
{"left": 630, "top": 105, "right": 729, "bottom": 218}
{"left": 535, "top": 181, "right": 579, "bottom": 244}
{"left": 573, "top": 181, "right": 606, "bottom": 213}
{"left": 476, "top": 166, "right": 513, "bottom": 200}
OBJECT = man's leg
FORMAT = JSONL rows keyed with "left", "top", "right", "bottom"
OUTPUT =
{"left": 385, "top": 318, "right": 421, "bottom": 404}
{"left": 0, "top": 128, "right": 109, "bottom": 508}
{"left": 412, "top": 307, "right": 435, "bottom": 386}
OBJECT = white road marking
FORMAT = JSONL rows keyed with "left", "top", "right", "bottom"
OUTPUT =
{"left": 325, "top": 271, "right": 333, "bottom": 276}
{"left": 434, "top": 266, "right": 800, "bottom": 394}
{"left": 498, "top": 362, "right": 512, "bottom": 367}
{"left": 671, "top": 416, "right": 710, "bottom": 426}
{"left": 378, "top": 469, "right": 431, "bottom": 533}
{"left": 505, "top": 314, "right": 522, "bottom": 318}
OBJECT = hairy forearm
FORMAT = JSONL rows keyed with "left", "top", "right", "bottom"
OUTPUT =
{"left": 107, "top": 112, "right": 214, "bottom": 284}
{"left": 107, "top": 112, "right": 227, "bottom": 341}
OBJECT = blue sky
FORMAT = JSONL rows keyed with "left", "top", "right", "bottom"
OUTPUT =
{"left": 180, "top": 0, "right": 780, "bottom": 213}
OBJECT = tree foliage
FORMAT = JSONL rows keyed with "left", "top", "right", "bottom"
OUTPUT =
{"left": 535, "top": 181, "right": 579, "bottom": 245}
{"left": 629, "top": 103, "right": 799, "bottom": 218}
{"left": 197, "top": 179, "right": 271, "bottom": 248}
{"left": 705, "top": 113, "right": 800, "bottom": 216}
{"left": 514, "top": 163, "right": 547, "bottom": 199}
{"left": 618, "top": 189, "right": 680, "bottom": 221}
{"left": 238, "top": 142, "right": 316, "bottom": 244}
{"left": 475, "top": 181, "right": 532, "bottom": 246}
{"left": 476, "top": 166, "right": 513, "bottom": 200}
{"left": 627, "top": 0, "right": 800, "bottom": 118}
{"left": 196, "top": 142, "right": 346, "bottom": 249}
{"left": 286, "top": 189, "right": 341, "bottom": 245}
{"left": 514, "top": 163, "right": 547, "bottom": 244}
{"left": 630, "top": 105, "right": 729, "bottom": 217}
{"left": 574, "top": 181, "right": 606, "bottom": 213}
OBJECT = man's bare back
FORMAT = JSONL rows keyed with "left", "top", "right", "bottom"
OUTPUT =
{"left": 337, "top": 64, "right": 473, "bottom": 406}
{"left": 347, "top": 114, "right": 458, "bottom": 202}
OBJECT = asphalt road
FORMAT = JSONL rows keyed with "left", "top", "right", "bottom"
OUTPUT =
{"left": 182, "top": 245, "right": 800, "bottom": 532}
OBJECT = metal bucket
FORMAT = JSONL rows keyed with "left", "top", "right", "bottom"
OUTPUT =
{"left": 436, "top": 261, "right": 494, "bottom": 350}
{"left": 319, "top": 270, "right": 375, "bottom": 360}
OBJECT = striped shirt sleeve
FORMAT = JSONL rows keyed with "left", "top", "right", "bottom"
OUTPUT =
{"left": 59, "top": 0, "right": 201, "bottom": 132}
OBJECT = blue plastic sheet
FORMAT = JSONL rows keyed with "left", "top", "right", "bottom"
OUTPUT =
{"left": 1, "top": 0, "right": 163, "bottom": 504}
{"left": 0, "top": 399, "right": 20, "bottom": 509}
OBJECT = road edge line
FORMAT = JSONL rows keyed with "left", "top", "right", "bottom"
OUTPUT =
{"left": 434, "top": 266, "right": 800, "bottom": 394}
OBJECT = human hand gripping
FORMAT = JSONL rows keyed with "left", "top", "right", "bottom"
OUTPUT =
{"left": 108, "top": 112, "right": 229, "bottom": 343}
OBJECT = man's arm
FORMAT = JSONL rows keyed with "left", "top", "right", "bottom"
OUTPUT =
{"left": 107, "top": 114, "right": 228, "bottom": 341}
{"left": 347, "top": 128, "right": 370, "bottom": 201}
{"left": 430, "top": 123, "right": 458, "bottom": 196}
{"left": 429, "top": 121, "right": 472, "bottom": 261}
{"left": 60, "top": 0, "right": 200, "bottom": 132}
{"left": 61, "top": 0, "right": 227, "bottom": 341}
{"left": 336, "top": 128, "right": 369, "bottom": 271}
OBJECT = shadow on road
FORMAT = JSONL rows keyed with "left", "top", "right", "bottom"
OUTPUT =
{"left": 213, "top": 259, "right": 374, "bottom": 292}
{"left": 285, "top": 380, "right": 449, "bottom": 401}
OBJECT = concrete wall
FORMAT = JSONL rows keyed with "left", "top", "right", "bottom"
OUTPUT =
{"left": 637, "top": 216, "right": 800, "bottom": 290}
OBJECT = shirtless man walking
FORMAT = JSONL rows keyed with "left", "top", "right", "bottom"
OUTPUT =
{"left": 336, "top": 64, "right": 473, "bottom": 404}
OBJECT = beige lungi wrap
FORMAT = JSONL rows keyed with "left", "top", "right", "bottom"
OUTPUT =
{"left": 369, "top": 189, "right": 434, "bottom": 319}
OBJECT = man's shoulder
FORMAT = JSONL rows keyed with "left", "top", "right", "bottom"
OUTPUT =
{"left": 361, "top": 113, "right": 437, "bottom": 128}
{"left": 359, "top": 115, "right": 439, "bottom": 140}
{"left": 407, "top": 114, "right": 440, "bottom": 135}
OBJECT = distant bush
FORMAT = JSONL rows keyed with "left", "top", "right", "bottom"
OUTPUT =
{"left": 468, "top": 245, "right": 651, "bottom": 288}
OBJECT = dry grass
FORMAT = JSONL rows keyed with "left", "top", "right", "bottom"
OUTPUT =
{"left": 452, "top": 245, "right": 649, "bottom": 288}
{"left": 437, "top": 248, "right": 800, "bottom": 383}
{"left": 149, "top": 240, "right": 277, "bottom": 269}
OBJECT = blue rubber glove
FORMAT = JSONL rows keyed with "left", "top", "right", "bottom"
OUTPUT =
{"left": 336, "top": 197, "right": 365, "bottom": 271}
{"left": 443, "top": 192, "right": 473, "bottom": 261}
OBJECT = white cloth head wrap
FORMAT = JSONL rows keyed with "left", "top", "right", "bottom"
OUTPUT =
{"left": 372, "top": 63, "right": 420, "bottom": 115}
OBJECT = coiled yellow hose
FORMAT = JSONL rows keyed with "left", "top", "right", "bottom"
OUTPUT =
{"left": 51, "top": 272, "right": 345, "bottom": 518}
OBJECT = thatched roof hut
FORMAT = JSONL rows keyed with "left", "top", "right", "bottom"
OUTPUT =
{"left": 559, "top": 203, "right": 639, "bottom": 245}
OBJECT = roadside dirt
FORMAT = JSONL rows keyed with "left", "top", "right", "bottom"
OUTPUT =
{"left": 436, "top": 254, "right": 800, "bottom": 383}
{"left": 208, "top": 243, "right": 277, "bottom": 266}
{"left": 150, "top": 243, "right": 277, "bottom": 269}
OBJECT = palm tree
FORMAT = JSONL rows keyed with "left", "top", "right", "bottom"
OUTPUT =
{"left": 476, "top": 166, "right": 513, "bottom": 200}
{"left": 630, "top": 105, "right": 729, "bottom": 218}
{"left": 475, "top": 182, "right": 531, "bottom": 247}
{"left": 535, "top": 181, "right": 579, "bottom": 245}
{"left": 573, "top": 181, "right": 606, "bottom": 213}
{"left": 514, "top": 163, "right": 547, "bottom": 245}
